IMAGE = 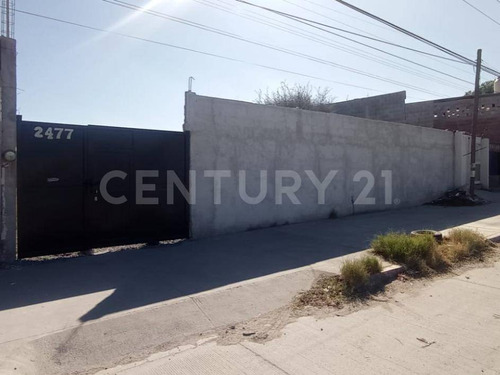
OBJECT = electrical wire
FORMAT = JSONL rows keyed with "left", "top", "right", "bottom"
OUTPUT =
{"left": 297, "top": 0, "right": 400, "bottom": 32}
{"left": 267, "top": 0, "right": 474, "bottom": 77}
{"left": 335, "top": 0, "right": 500, "bottom": 77}
{"left": 461, "top": 0, "right": 500, "bottom": 26}
{"left": 194, "top": 0, "right": 471, "bottom": 90}
{"left": 102, "top": 0, "right": 448, "bottom": 95}
{"left": 13, "top": 8, "right": 396, "bottom": 94}
{"left": 280, "top": 0, "right": 387, "bottom": 41}
{"left": 233, "top": 0, "right": 473, "bottom": 85}
{"left": 235, "top": 0, "right": 466, "bottom": 64}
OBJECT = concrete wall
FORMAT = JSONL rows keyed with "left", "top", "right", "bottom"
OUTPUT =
{"left": 454, "top": 133, "right": 490, "bottom": 190}
{"left": 0, "top": 37, "right": 17, "bottom": 262}
{"left": 327, "top": 91, "right": 406, "bottom": 123}
{"left": 405, "top": 101, "right": 434, "bottom": 128}
{"left": 184, "top": 93, "right": 470, "bottom": 238}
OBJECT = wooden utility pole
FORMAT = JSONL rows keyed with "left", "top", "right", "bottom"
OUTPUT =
{"left": 469, "top": 49, "right": 482, "bottom": 198}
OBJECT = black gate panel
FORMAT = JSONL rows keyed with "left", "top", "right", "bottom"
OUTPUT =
{"left": 17, "top": 119, "right": 189, "bottom": 258}
{"left": 17, "top": 120, "right": 86, "bottom": 257}
{"left": 84, "top": 126, "right": 189, "bottom": 248}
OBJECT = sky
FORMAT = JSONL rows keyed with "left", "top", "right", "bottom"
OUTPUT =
{"left": 16, "top": 0, "right": 500, "bottom": 131}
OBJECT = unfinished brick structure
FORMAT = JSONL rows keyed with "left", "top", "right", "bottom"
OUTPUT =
{"left": 329, "top": 91, "right": 500, "bottom": 187}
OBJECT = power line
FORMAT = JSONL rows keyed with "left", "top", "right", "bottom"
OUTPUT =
{"left": 102, "top": 0, "right": 448, "bottom": 96}
{"left": 280, "top": 0, "right": 387, "bottom": 41}
{"left": 461, "top": 0, "right": 500, "bottom": 27}
{"left": 334, "top": 0, "right": 500, "bottom": 77}
{"left": 273, "top": 0, "right": 474, "bottom": 77}
{"left": 218, "top": 0, "right": 474, "bottom": 78}
{"left": 234, "top": 0, "right": 473, "bottom": 85}
{"left": 297, "top": 0, "right": 398, "bottom": 32}
{"left": 235, "top": 0, "right": 466, "bottom": 65}
{"left": 12, "top": 8, "right": 397, "bottom": 94}
{"left": 192, "top": 0, "right": 470, "bottom": 90}
{"left": 105, "top": 0, "right": 470, "bottom": 90}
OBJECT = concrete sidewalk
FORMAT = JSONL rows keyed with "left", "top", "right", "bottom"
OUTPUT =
{"left": 1, "top": 191, "right": 500, "bottom": 374}
{"left": 100, "top": 262, "right": 500, "bottom": 375}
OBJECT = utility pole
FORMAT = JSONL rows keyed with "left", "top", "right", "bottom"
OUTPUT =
{"left": 469, "top": 49, "right": 482, "bottom": 198}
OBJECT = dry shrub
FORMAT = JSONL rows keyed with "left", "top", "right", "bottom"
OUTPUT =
{"left": 296, "top": 256, "right": 383, "bottom": 307}
{"left": 256, "top": 82, "right": 334, "bottom": 112}
{"left": 372, "top": 229, "right": 494, "bottom": 273}
{"left": 438, "top": 229, "right": 492, "bottom": 263}
{"left": 341, "top": 259, "right": 369, "bottom": 292}
{"left": 361, "top": 255, "right": 383, "bottom": 275}
{"left": 341, "top": 256, "right": 382, "bottom": 292}
{"left": 371, "top": 232, "right": 443, "bottom": 272}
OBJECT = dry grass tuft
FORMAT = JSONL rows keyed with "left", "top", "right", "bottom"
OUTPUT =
{"left": 341, "top": 256, "right": 383, "bottom": 292}
{"left": 295, "top": 256, "right": 383, "bottom": 308}
{"left": 371, "top": 232, "right": 444, "bottom": 272}
{"left": 361, "top": 255, "right": 383, "bottom": 275}
{"left": 439, "top": 229, "right": 492, "bottom": 263}
{"left": 372, "top": 229, "right": 494, "bottom": 273}
{"left": 341, "top": 259, "right": 369, "bottom": 292}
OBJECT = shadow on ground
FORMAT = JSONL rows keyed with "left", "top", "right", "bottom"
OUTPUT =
{"left": 1, "top": 192, "right": 499, "bottom": 322}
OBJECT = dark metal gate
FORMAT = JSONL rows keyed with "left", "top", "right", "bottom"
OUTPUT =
{"left": 17, "top": 118, "right": 189, "bottom": 258}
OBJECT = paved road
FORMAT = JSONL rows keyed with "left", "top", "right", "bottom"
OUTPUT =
{"left": 1, "top": 191, "right": 500, "bottom": 374}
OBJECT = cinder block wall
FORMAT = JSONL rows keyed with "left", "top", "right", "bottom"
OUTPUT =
{"left": 405, "top": 101, "right": 435, "bottom": 128}
{"left": 184, "top": 93, "right": 467, "bottom": 238}
{"left": 327, "top": 91, "right": 407, "bottom": 123}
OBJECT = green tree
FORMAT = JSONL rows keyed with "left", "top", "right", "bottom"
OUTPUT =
{"left": 465, "top": 80, "right": 494, "bottom": 96}
{"left": 256, "top": 82, "right": 335, "bottom": 113}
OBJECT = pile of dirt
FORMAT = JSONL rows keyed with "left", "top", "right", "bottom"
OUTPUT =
{"left": 426, "top": 189, "right": 487, "bottom": 206}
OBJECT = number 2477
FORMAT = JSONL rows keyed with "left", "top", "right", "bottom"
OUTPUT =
{"left": 34, "top": 126, "right": 74, "bottom": 140}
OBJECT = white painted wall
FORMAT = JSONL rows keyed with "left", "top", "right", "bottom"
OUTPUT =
{"left": 184, "top": 93, "right": 486, "bottom": 238}
{"left": 454, "top": 133, "right": 490, "bottom": 190}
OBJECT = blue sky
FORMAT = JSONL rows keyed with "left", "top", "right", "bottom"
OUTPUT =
{"left": 16, "top": 0, "right": 500, "bottom": 131}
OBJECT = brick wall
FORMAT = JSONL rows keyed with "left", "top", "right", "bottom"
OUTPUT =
{"left": 326, "top": 91, "right": 500, "bottom": 147}
{"left": 430, "top": 94, "right": 500, "bottom": 145}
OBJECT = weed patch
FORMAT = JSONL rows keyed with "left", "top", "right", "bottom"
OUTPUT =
{"left": 361, "top": 255, "right": 383, "bottom": 275}
{"left": 371, "top": 232, "right": 442, "bottom": 272}
{"left": 439, "top": 229, "right": 492, "bottom": 263}
{"left": 295, "top": 256, "right": 383, "bottom": 308}
{"left": 372, "top": 229, "right": 494, "bottom": 273}
{"left": 341, "top": 259, "right": 370, "bottom": 292}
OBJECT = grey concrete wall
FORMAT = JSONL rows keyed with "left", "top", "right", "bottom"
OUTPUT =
{"left": 327, "top": 91, "right": 406, "bottom": 123}
{"left": 184, "top": 93, "right": 461, "bottom": 238}
{"left": 454, "top": 133, "right": 490, "bottom": 190}
{"left": 405, "top": 100, "right": 434, "bottom": 128}
{"left": 0, "top": 37, "right": 17, "bottom": 262}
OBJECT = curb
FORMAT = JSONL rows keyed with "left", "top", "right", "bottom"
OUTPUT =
{"left": 370, "top": 264, "right": 405, "bottom": 285}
